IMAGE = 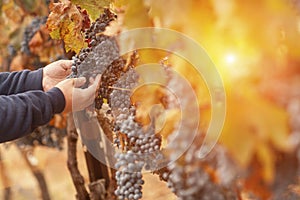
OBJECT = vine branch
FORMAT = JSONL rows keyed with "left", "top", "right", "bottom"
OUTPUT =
{"left": 67, "top": 114, "right": 90, "bottom": 200}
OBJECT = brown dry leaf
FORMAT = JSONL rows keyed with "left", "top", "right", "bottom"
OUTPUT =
{"left": 28, "top": 31, "right": 44, "bottom": 54}
{"left": 46, "top": 0, "right": 88, "bottom": 53}
{"left": 49, "top": 114, "right": 67, "bottom": 129}
{"left": 243, "top": 156, "right": 272, "bottom": 199}
{"left": 10, "top": 54, "right": 30, "bottom": 71}
{"left": 29, "top": 25, "right": 65, "bottom": 62}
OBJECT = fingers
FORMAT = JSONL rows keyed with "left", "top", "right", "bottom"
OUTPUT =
{"left": 89, "top": 77, "right": 94, "bottom": 84}
{"left": 79, "top": 75, "right": 101, "bottom": 106}
{"left": 89, "top": 74, "right": 101, "bottom": 84}
{"left": 60, "top": 60, "right": 73, "bottom": 70}
{"left": 95, "top": 74, "right": 101, "bottom": 83}
{"left": 92, "top": 75, "right": 101, "bottom": 87}
{"left": 74, "top": 77, "right": 87, "bottom": 88}
{"left": 71, "top": 75, "right": 101, "bottom": 112}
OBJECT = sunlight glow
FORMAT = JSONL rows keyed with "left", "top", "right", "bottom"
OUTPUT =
{"left": 225, "top": 53, "right": 237, "bottom": 64}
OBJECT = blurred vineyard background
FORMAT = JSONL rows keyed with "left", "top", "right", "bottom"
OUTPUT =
{"left": 0, "top": 0, "right": 300, "bottom": 199}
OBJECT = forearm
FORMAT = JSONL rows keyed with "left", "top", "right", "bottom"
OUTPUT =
{"left": 0, "top": 87, "right": 65, "bottom": 143}
{"left": 0, "top": 68, "right": 43, "bottom": 95}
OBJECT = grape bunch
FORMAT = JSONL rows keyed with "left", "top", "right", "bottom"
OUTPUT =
{"left": 114, "top": 151, "right": 144, "bottom": 200}
{"left": 69, "top": 8, "right": 239, "bottom": 200}
{"left": 166, "top": 144, "right": 231, "bottom": 200}
{"left": 108, "top": 67, "right": 168, "bottom": 199}
{"left": 158, "top": 65, "right": 239, "bottom": 200}
{"left": 69, "top": 8, "right": 118, "bottom": 86}
{"left": 109, "top": 70, "right": 146, "bottom": 200}
{"left": 85, "top": 8, "right": 116, "bottom": 41}
{"left": 21, "top": 17, "right": 47, "bottom": 55}
{"left": 95, "top": 57, "right": 126, "bottom": 109}
{"left": 67, "top": 9, "right": 162, "bottom": 199}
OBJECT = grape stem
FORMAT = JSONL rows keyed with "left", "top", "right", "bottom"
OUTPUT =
{"left": 108, "top": 86, "right": 131, "bottom": 91}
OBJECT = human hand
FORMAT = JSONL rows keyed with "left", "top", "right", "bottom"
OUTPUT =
{"left": 55, "top": 75, "right": 101, "bottom": 113}
{"left": 43, "top": 60, "right": 73, "bottom": 92}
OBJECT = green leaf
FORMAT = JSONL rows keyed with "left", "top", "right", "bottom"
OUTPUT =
{"left": 71, "top": 0, "right": 113, "bottom": 21}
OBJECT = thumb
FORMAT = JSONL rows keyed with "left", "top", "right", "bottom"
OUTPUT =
{"left": 74, "top": 77, "right": 87, "bottom": 88}
{"left": 90, "top": 74, "right": 101, "bottom": 89}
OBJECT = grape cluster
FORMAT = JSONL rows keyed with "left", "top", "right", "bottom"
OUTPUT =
{"left": 16, "top": 125, "right": 66, "bottom": 150}
{"left": 166, "top": 142, "right": 240, "bottom": 200}
{"left": 94, "top": 57, "right": 126, "bottom": 109}
{"left": 109, "top": 68, "right": 139, "bottom": 112}
{"left": 162, "top": 69, "right": 207, "bottom": 199}
{"left": 69, "top": 36, "right": 120, "bottom": 82}
{"left": 113, "top": 121, "right": 164, "bottom": 199}
{"left": 109, "top": 70, "right": 145, "bottom": 200}
{"left": 21, "top": 17, "right": 47, "bottom": 55}
{"left": 67, "top": 9, "right": 165, "bottom": 199}
{"left": 114, "top": 151, "right": 144, "bottom": 200}
{"left": 160, "top": 66, "right": 239, "bottom": 200}
{"left": 109, "top": 68, "right": 166, "bottom": 199}
{"left": 69, "top": 9, "right": 118, "bottom": 87}
{"left": 165, "top": 146, "right": 223, "bottom": 200}
{"left": 84, "top": 8, "right": 117, "bottom": 42}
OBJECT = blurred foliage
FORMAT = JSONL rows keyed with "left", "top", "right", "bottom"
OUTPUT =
{"left": 112, "top": 0, "right": 300, "bottom": 198}
{"left": 1, "top": 0, "right": 300, "bottom": 199}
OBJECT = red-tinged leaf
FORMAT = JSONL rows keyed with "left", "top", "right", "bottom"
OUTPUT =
{"left": 46, "top": 0, "right": 89, "bottom": 53}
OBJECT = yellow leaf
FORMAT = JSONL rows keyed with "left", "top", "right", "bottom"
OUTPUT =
{"left": 132, "top": 84, "right": 165, "bottom": 125}
{"left": 46, "top": 0, "right": 87, "bottom": 52}
{"left": 49, "top": 28, "right": 60, "bottom": 39}
{"left": 220, "top": 85, "right": 289, "bottom": 181}
{"left": 157, "top": 108, "right": 181, "bottom": 141}
{"left": 256, "top": 143, "right": 274, "bottom": 183}
{"left": 122, "top": 0, "right": 152, "bottom": 29}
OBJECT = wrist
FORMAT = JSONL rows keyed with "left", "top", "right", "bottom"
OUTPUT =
{"left": 46, "top": 87, "right": 66, "bottom": 114}
{"left": 42, "top": 68, "right": 47, "bottom": 91}
{"left": 26, "top": 68, "right": 44, "bottom": 91}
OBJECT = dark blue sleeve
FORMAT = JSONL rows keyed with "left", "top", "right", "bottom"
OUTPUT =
{"left": 0, "top": 87, "right": 65, "bottom": 143}
{"left": 0, "top": 69, "right": 43, "bottom": 95}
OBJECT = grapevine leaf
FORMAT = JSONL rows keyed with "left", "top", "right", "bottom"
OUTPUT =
{"left": 29, "top": 25, "right": 65, "bottom": 62}
{"left": 28, "top": 30, "right": 43, "bottom": 53}
{"left": 71, "top": 0, "right": 113, "bottom": 21}
{"left": 220, "top": 87, "right": 290, "bottom": 181}
{"left": 147, "top": 0, "right": 193, "bottom": 28}
{"left": 132, "top": 85, "right": 165, "bottom": 125}
{"left": 49, "top": 28, "right": 60, "bottom": 39}
{"left": 121, "top": 0, "right": 152, "bottom": 29}
{"left": 46, "top": 0, "right": 88, "bottom": 53}
{"left": 157, "top": 109, "right": 181, "bottom": 140}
